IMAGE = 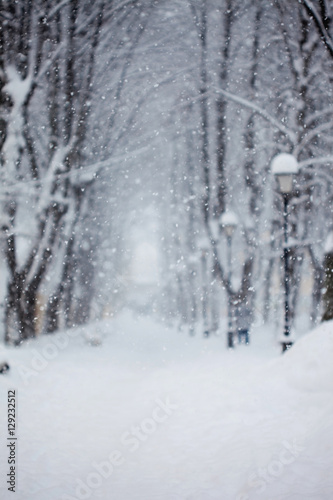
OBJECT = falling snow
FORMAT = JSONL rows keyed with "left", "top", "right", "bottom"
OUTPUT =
{"left": 1, "top": 1, "right": 333, "bottom": 499}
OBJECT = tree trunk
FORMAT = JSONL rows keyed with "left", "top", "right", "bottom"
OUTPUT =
{"left": 322, "top": 252, "right": 333, "bottom": 321}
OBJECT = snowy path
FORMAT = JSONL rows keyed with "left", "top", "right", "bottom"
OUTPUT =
{"left": 0, "top": 313, "right": 333, "bottom": 500}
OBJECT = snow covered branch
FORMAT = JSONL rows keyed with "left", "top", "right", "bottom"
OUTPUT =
{"left": 213, "top": 88, "right": 297, "bottom": 144}
{"left": 301, "top": 0, "right": 333, "bottom": 57}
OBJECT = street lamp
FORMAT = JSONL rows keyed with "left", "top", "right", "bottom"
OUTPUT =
{"left": 271, "top": 153, "right": 299, "bottom": 353}
{"left": 199, "top": 237, "right": 210, "bottom": 337}
{"left": 220, "top": 211, "right": 238, "bottom": 348}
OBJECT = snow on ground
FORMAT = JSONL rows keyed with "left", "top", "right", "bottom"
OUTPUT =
{"left": 0, "top": 312, "right": 333, "bottom": 500}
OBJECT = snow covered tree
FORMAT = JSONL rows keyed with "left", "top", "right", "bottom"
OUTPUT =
{"left": 0, "top": 0, "right": 109, "bottom": 342}
{"left": 0, "top": 0, "right": 156, "bottom": 343}
{"left": 163, "top": 0, "right": 333, "bottom": 333}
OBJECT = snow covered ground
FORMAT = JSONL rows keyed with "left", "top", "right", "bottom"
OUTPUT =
{"left": 0, "top": 312, "right": 332, "bottom": 500}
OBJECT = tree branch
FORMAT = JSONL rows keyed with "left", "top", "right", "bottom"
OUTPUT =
{"left": 213, "top": 87, "right": 296, "bottom": 144}
{"left": 301, "top": 0, "right": 333, "bottom": 57}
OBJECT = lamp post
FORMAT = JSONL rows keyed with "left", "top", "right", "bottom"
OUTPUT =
{"left": 271, "top": 153, "right": 299, "bottom": 353}
{"left": 199, "top": 238, "right": 210, "bottom": 337}
{"left": 220, "top": 211, "right": 238, "bottom": 348}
